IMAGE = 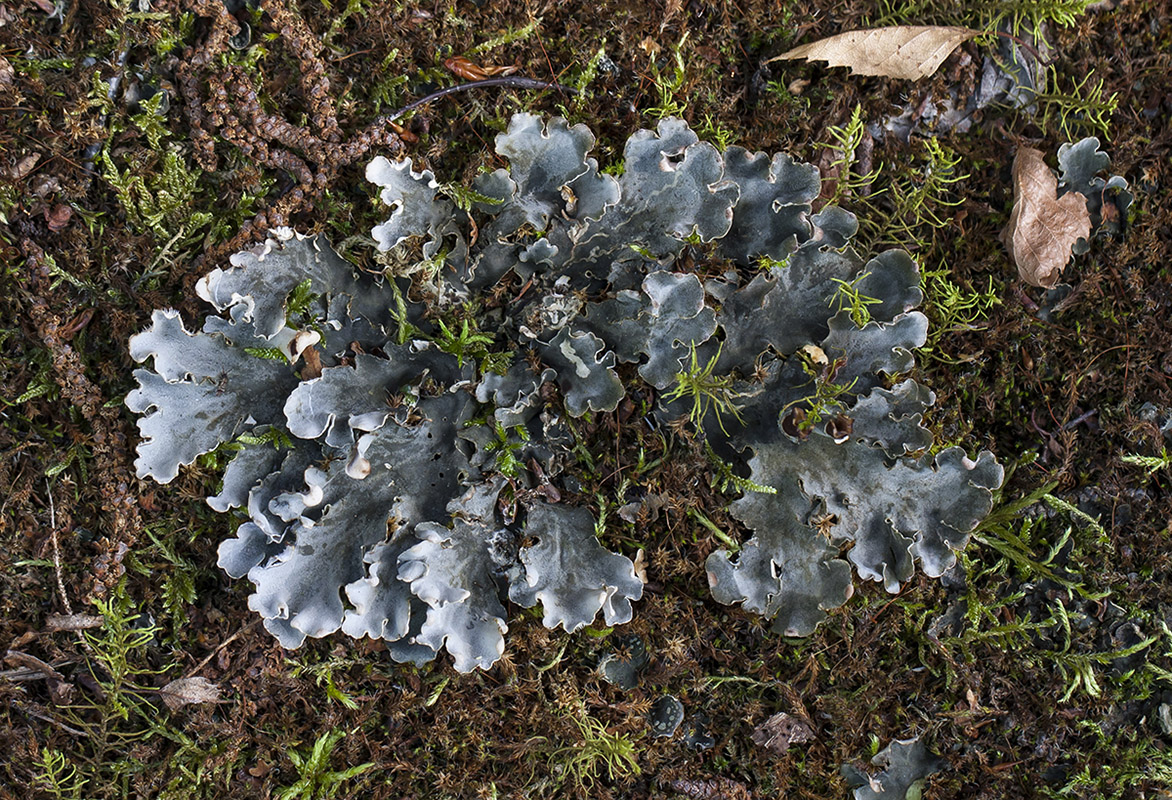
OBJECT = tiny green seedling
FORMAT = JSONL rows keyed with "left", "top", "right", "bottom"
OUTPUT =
{"left": 664, "top": 343, "right": 746, "bottom": 435}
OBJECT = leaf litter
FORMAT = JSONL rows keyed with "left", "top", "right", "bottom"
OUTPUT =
{"left": 771, "top": 26, "right": 981, "bottom": 81}
{"left": 1002, "top": 146, "right": 1091, "bottom": 287}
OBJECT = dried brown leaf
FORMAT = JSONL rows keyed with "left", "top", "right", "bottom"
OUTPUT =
{"left": 1002, "top": 147, "right": 1091, "bottom": 288}
{"left": 443, "top": 56, "right": 517, "bottom": 81}
{"left": 158, "top": 676, "right": 223, "bottom": 710}
{"left": 45, "top": 204, "right": 72, "bottom": 232}
{"left": 9, "top": 153, "right": 39, "bottom": 180}
{"left": 48, "top": 677, "right": 74, "bottom": 706}
{"left": 632, "top": 548, "right": 647, "bottom": 584}
{"left": 301, "top": 345, "right": 323, "bottom": 380}
{"left": 769, "top": 26, "right": 980, "bottom": 80}
{"left": 751, "top": 712, "right": 816, "bottom": 755}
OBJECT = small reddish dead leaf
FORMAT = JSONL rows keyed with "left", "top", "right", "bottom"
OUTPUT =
{"left": 443, "top": 56, "right": 517, "bottom": 81}
{"left": 32, "top": 176, "right": 59, "bottom": 199}
{"left": 138, "top": 490, "right": 157, "bottom": 511}
{"left": 301, "top": 346, "right": 323, "bottom": 380}
{"left": 751, "top": 712, "right": 816, "bottom": 755}
{"left": 1101, "top": 196, "right": 1121, "bottom": 226}
{"left": 45, "top": 203, "right": 72, "bottom": 231}
{"left": 29, "top": 0, "right": 55, "bottom": 14}
{"left": 388, "top": 120, "right": 418, "bottom": 144}
{"left": 825, "top": 412, "right": 854, "bottom": 444}
{"left": 61, "top": 308, "right": 95, "bottom": 340}
{"left": 158, "top": 676, "right": 222, "bottom": 710}
{"left": 1002, "top": 147, "right": 1091, "bottom": 288}
{"left": 10, "top": 631, "right": 37, "bottom": 649}
{"left": 770, "top": 26, "right": 980, "bottom": 81}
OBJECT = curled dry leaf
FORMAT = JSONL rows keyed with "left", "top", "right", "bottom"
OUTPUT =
{"left": 752, "top": 711, "right": 816, "bottom": 755}
{"left": 443, "top": 56, "right": 518, "bottom": 81}
{"left": 158, "top": 676, "right": 223, "bottom": 710}
{"left": 9, "top": 153, "right": 39, "bottom": 180}
{"left": 770, "top": 26, "right": 980, "bottom": 81}
{"left": 45, "top": 204, "right": 72, "bottom": 232}
{"left": 1002, "top": 147, "right": 1091, "bottom": 288}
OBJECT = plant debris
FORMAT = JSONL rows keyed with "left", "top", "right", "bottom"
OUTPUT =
{"left": 771, "top": 26, "right": 981, "bottom": 81}
{"left": 2, "top": 0, "right": 1170, "bottom": 797}
{"left": 1003, "top": 146, "right": 1092, "bottom": 287}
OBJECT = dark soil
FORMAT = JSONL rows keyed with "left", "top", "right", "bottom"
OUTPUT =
{"left": 2, "top": 1, "right": 1171, "bottom": 798}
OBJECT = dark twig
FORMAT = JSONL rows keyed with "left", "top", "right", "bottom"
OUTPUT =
{"left": 989, "top": 29, "right": 1051, "bottom": 67}
{"left": 380, "top": 77, "right": 577, "bottom": 124}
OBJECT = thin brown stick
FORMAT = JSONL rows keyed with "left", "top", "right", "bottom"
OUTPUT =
{"left": 182, "top": 619, "right": 260, "bottom": 680}
{"left": 10, "top": 701, "right": 89, "bottom": 737}
{"left": 379, "top": 76, "right": 577, "bottom": 124}
{"left": 990, "top": 29, "right": 1051, "bottom": 67}
{"left": 46, "top": 479, "right": 73, "bottom": 617}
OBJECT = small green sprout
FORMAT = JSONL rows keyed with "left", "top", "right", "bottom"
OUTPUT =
{"left": 33, "top": 748, "right": 88, "bottom": 800}
{"left": 549, "top": 713, "right": 641, "bottom": 790}
{"left": 1121, "top": 449, "right": 1171, "bottom": 477}
{"left": 696, "top": 114, "right": 736, "bottom": 151}
{"left": 479, "top": 349, "right": 514, "bottom": 376}
{"left": 756, "top": 252, "right": 793, "bottom": 271}
{"left": 643, "top": 32, "right": 690, "bottom": 120}
{"left": 438, "top": 181, "right": 504, "bottom": 213}
{"left": 435, "top": 317, "right": 494, "bottom": 368}
{"left": 484, "top": 422, "right": 530, "bottom": 478}
{"left": 467, "top": 16, "right": 541, "bottom": 54}
{"left": 664, "top": 343, "right": 746, "bottom": 435}
{"left": 276, "top": 730, "right": 373, "bottom": 800}
{"left": 783, "top": 353, "right": 858, "bottom": 434}
{"left": 243, "top": 346, "right": 288, "bottom": 361}
{"left": 831, "top": 270, "right": 882, "bottom": 328}
{"left": 705, "top": 442, "right": 776, "bottom": 496}
{"left": 1034, "top": 67, "right": 1118, "bottom": 139}
{"left": 285, "top": 278, "right": 319, "bottom": 324}
{"left": 387, "top": 279, "right": 422, "bottom": 345}
{"left": 566, "top": 41, "right": 608, "bottom": 112}
{"left": 236, "top": 427, "right": 294, "bottom": 450}
{"left": 820, "top": 104, "right": 882, "bottom": 205}
{"left": 860, "top": 137, "right": 968, "bottom": 250}
{"left": 921, "top": 263, "right": 1001, "bottom": 349}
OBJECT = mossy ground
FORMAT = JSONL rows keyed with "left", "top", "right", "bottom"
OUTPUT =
{"left": 2, "top": 1, "right": 1171, "bottom": 798}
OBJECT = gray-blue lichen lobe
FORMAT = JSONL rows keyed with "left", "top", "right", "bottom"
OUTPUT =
{"left": 127, "top": 114, "right": 1001, "bottom": 671}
